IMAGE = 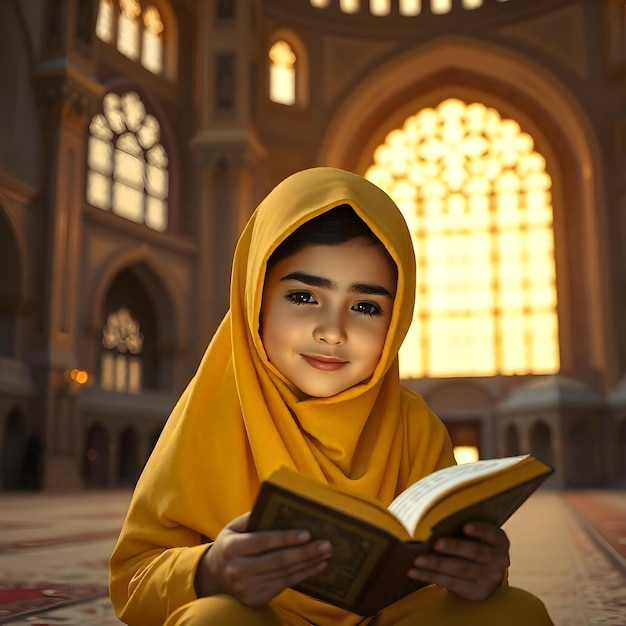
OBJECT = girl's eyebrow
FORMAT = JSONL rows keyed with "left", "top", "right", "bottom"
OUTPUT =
{"left": 280, "top": 271, "right": 393, "bottom": 298}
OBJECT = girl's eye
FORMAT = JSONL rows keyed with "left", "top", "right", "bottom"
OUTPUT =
{"left": 352, "top": 302, "right": 383, "bottom": 317}
{"left": 286, "top": 291, "right": 316, "bottom": 305}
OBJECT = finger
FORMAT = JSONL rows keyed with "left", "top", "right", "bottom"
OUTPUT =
{"left": 409, "top": 566, "right": 493, "bottom": 601}
{"left": 227, "top": 512, "right": 252, "bottom": 532}
{"left": 462, "top": 522, "right": 510, "bottom": 549}
{"left": 431, "top": 536, "right": 509, "bottom": 569}
{"left": 408, "top": 554, "right": 503, "bottom": 601}
{"left": 233, "top": 557, "right": 328, "bottom": 607}
{"left": 224, "top": 528, "right": 316, "bottom": 559}
{"left": 225, "top": 552, "right": 330, "bottom": 607}
{"left": 237, "top": 538, "right": 332, "bottom": 577}
{"left": 410, "top": 553, "right": 480, "bottom": 583}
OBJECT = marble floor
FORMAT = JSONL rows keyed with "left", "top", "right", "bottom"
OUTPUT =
{"left": 0, "top": 489, "right": 624, "bottom": 625}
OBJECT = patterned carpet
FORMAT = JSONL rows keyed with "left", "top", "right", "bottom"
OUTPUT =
{"left": 0, "top": 489, "right": 624, "bottom": 625}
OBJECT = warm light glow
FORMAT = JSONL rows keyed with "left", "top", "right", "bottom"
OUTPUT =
{"left": 269, "top": 41, "right": 296, "bottom": 105}
{"left": 86, "top": 448, "right": 98, "bottom": 461}
{"left": 69, "top": 369, "right": 89, "bottom": 385}
{"left": 95, "top": 0, "right": 113, "bottom": 42}
{"left": 96, "top": 0, "right": 166, "bottom": 76}
{"left": 454, "top": 446, "right": 480, "bottom": 464}
{"left": 101, "top": 308, "right": 144, "bottom": 393}
{"left": 304, "top": 0, "right": 509, "bottom": 15}
{"left": 366, "top": 98, "right": 560, "bottom": 378}
{"left": 142, "top": 6, "right": 164, "bottom": 74}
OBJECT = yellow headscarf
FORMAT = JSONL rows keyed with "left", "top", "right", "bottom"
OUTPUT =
{"left": 110, "top": 167, "right": 454, "bottom": 625}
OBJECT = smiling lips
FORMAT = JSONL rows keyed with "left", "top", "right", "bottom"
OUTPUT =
{"left": 301, "top": 354, "right": 348, "bottom": 371}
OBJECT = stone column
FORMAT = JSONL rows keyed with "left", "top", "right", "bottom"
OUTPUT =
{"left": 30, "top": 0, "right": 103, "bottom": 490}
{"left": 190, "top": 0, "right": 266, "bottom": 350}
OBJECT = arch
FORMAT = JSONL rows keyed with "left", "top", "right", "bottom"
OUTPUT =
{"left": 421, "top": 379, "right": 496, "bottom": 413}
{"left": 83, "top": 422, "right": 110, "bottom": 488}
{"left": 267, "top": 29, "right": 309, "bottom": 108}
{"left": 117, "top": 425, "right": 140, "bottom": 485}
{"left": 0, "top": 3, "right": 40, "bottom": 187}
{"left": 529, "top": 419, "right": 554, "bottom": 467}
{"left": 146, "top": 0, "right": 179, "bottom": 81}
{"left": 87, "top": 244, "right": 184, "bottom": 357}
{"left": 90, "top": 81, "right": 182, "bottom": 232}
{"left": 566, "top": 417, "right": 597, "bottom": 487}
{"left": 617, "top": 418, "right": 626, "bottom": 487}
{"left": 503, "top": 423, "right": 521, "bottom": 456}
{"left": 0, "top": 206, "right": 24, "bottom": 356}
{"left": 1, "top": 407, "right": 27, "bottom": 490}
{"left": 95, "top": 0, "right": 179, "bottom": 80}
{"left": 318, "top": 36, "right": 613, "bottom": 386}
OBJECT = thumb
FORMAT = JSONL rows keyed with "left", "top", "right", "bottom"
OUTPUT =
{"left": 226, "top": 511, "right": 251, "bottom": 533}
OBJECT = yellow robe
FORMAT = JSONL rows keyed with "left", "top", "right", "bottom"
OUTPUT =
{"left": 109, "top": 168, "right": 548, "bottom": 626}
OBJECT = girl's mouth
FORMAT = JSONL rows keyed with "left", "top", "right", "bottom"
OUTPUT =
{"left": 301, "top": 355, "right": 348, "bottom": 371}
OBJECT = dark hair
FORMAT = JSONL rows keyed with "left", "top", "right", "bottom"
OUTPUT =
{"left": 266, "top": 204, "right": 396, "bottom": 274}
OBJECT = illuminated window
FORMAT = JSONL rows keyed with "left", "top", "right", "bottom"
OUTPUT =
{"left": 118, "top": 0, "right": 141, "bottom": 60}
{"left": 454, "top": 446, "right": 480, "bottom": 464}
{"left": 87, "top": 91, "right": 169, "bottom": 232}
{"left": 142, "top": 6, "right": 164, "bottom": 74}
{"left": 101, "top": 307, "right": 143, "bottom": 393}
{"left": 96, "top": 0, "right": 167, "bottom": 76}
{"left": 269, "top": 41, "right": 296, "bottom": 105}
{"left": 366, "top": 98, "right": 560, "bottom": 378}
{"left": 304, "top": 0, "right": 510, "bottom": 16}
{"left": 96, "top": 0, "right": 114, "bottom": 42}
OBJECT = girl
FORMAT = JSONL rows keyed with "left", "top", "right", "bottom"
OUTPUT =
{"left": 109, "top": 167, "right": 553, "bottom": 625}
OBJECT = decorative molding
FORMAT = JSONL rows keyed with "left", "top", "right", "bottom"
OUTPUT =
{"left": 0, "top": 172, "right": 38, "bottom": 204}
{"left": 33, "top": 62, "right": 104, "bottom": 130}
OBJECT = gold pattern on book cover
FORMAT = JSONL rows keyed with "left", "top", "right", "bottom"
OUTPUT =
{"left": 257, "top": 491, "right": 390, "bottom": 604}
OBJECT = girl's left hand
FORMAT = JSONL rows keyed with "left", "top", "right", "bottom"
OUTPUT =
{"left": 407, "top": 521, "right": 510, "bottom": 601}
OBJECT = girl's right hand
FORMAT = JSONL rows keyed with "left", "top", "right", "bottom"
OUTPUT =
{"left": 194, "top": 512, "right": 332, "bottom": 606}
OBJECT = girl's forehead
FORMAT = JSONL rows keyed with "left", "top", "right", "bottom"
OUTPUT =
{"left": 264, "top": 239, "right": 398, "bottom": 292}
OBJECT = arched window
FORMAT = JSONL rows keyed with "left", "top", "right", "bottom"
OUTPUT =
{"left": 96, "top": 0, "right": 114, "bottom": 42}
{"left": 96, "top": 0, "right": 167, "bottom": 76}
{"left": 269, "top": 41, "right": 296, "bottom": 106}
{"left": 306, "top": 0, "right": 511, "bottom": 16}
{"left": 142, "top": 6, "right": 164, "bottom": 74}
{"left": 87, "top": 91, "right": 169, "bottom": 232}
{"left": 367, "top": 98, "right": 560, "bottom": 378}
{"left": 101, "top": 307, "right": 144, "bottom": 393}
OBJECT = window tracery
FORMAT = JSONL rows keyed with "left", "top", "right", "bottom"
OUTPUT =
{"left": 87, "top": 91, "right": 169, "bottom": 232}
{"left": 101, "top": 307, "right": 144, "bottom": 393}
{"left": 366, "top": 98, "right": 560, "bottom": 377}
{"left": 96, "top": 0, "right": 166, "bottom": 75}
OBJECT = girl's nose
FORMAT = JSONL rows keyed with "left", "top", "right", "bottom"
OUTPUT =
{"left": 313, "top": 313, "right": 346, "bottom": 345}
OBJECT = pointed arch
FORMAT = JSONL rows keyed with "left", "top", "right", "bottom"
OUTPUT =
{"left": 95, "top": 0, "right": 178, "bottom": 80}
{"left": 267, "top": 29, "right": 309, "bottom": 108}
{"left": 85, "top": 246, "right": 185, "bottom": 390}
{"left": 319, "top": 35, "right": 614, "bottom": 386}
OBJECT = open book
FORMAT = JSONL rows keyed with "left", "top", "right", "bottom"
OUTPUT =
{"left": 247, "top": 454, "right": 553, "bottom": 616}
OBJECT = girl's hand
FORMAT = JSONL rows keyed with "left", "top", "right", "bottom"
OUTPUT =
{"left": 407, "top": 522, "right": 510, "bottom": 601}
{"left": 195, "top": 513, "right": 332, "bottom": 606}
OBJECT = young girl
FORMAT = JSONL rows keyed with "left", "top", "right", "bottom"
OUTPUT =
{"left": 109, "top": 167, "right": 553, "bottom": 625}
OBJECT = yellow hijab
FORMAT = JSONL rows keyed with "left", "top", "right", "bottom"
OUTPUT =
{"left": 110, "top": 167, "right": 454, "bottom": 625}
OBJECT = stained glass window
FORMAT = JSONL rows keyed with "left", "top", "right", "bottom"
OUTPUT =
{"left": 366, "top": 98, "right": 560, "bottom": 377}
{"left": 101, "top": 307, "right": 143, "bottom": 393}
{"left": 96, "top": 0, "right": 166, "bottom": 76}
{"left": 269, "top": 41, "right": 296, "bottom": 106}
{"left": 87, "top": 91, "right": 169, "bottom": 232}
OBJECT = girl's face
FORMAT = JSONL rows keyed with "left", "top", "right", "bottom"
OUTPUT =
{"left": 260, "top": 238, "right": 397, "bottom": 398}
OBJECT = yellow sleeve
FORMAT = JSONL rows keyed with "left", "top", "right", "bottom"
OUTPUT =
{"left": 108, "top": 477, "right": 214, "bottom": 626}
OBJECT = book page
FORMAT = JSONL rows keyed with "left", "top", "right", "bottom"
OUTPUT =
{"left": 388, "top": 455, "right": 528, "bottom": 535}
